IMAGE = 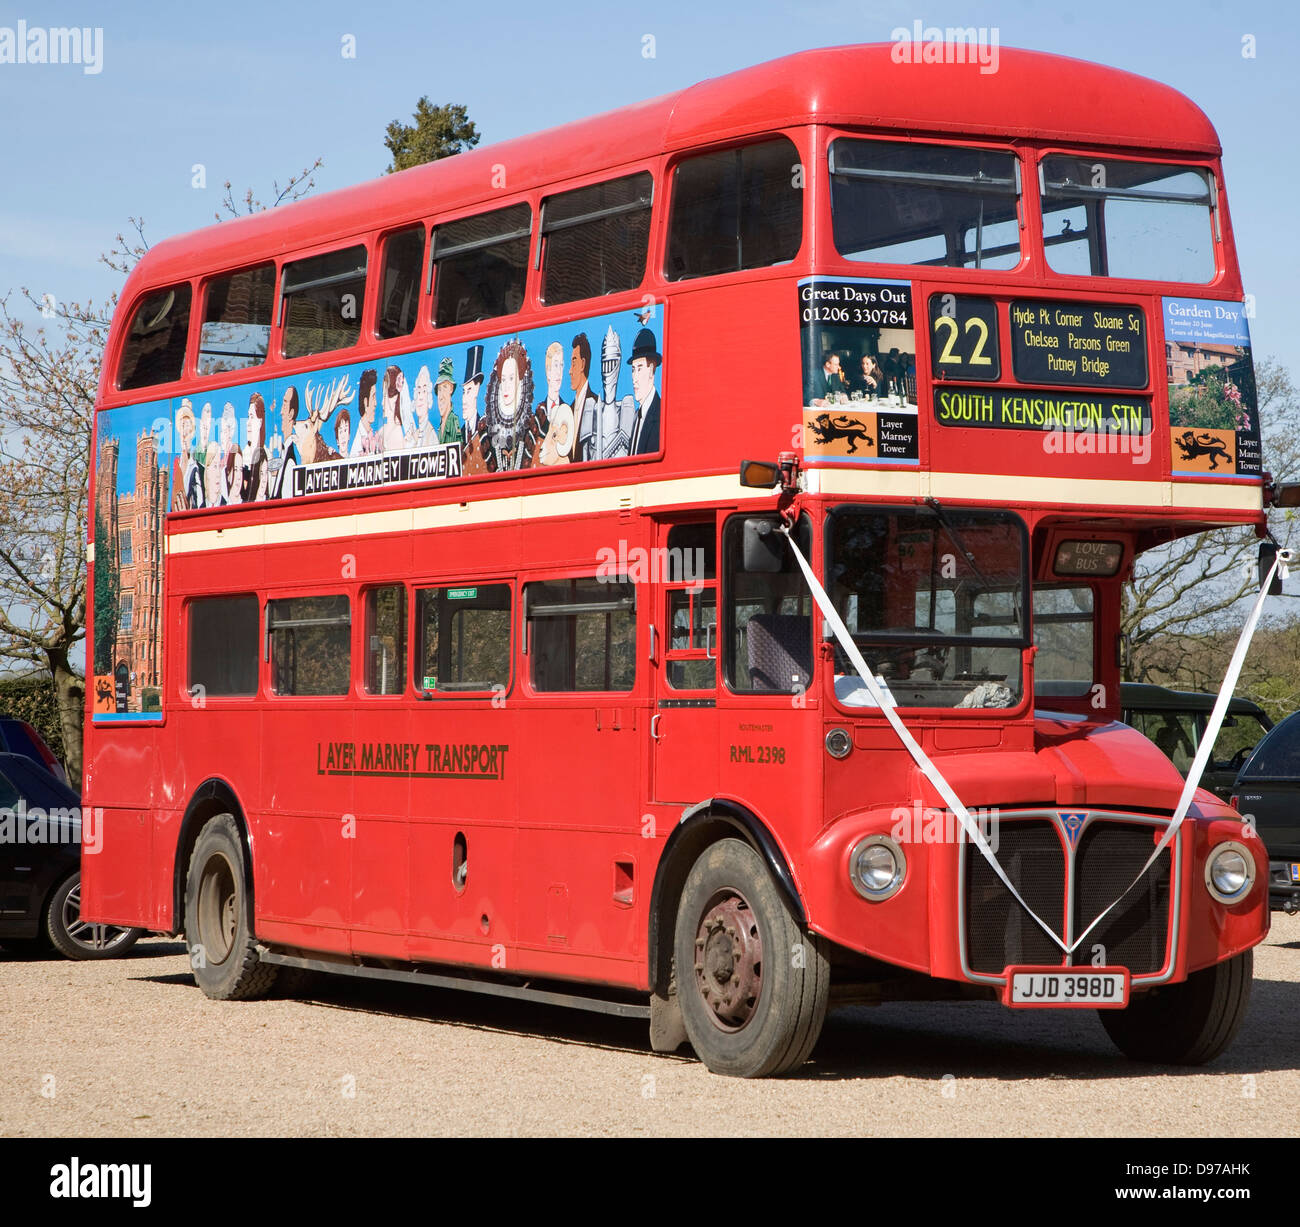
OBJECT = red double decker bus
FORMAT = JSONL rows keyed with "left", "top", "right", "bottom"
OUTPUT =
{"left": 85, "top": 44, "right": 1272, "bottom": 1076}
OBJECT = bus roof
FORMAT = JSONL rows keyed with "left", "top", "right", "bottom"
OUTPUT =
{"left": 127, "top": 44, "right": 1219, "bottom": 295}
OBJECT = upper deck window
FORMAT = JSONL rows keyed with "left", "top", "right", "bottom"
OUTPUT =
{"left": 430, "top": 203, "right": 530, "bottom": 328}
{"left": 829, "top": 139, "right": 1021, "bottom": 271}
{"left": 375, "top": 225, "right": 425, "bottom": 340}
{"left": 666, "top": 137, "right": 802, "bottom": 280}
{"left": 540, "top": 173, "right": 653, "bottom": 304}
{"left": 1040, "top": 156, "right": 1215, "bottom": 283}
{"left": 198, "top": 263, "right": 275, "bottom": 375}
{"left": 280, "top": 245, "right": 368, "bottom": 359}
{"left": 117, "top": 283, "right": 193, "bottom": 389}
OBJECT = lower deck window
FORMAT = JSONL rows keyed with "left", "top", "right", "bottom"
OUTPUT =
{"left": 365, "top": 586, "right": 407, "bottom": 695}
{"left": 188, "top": 595, "right": 259, "bottom": 696}
{"left": 526, "top": 578, "right": 635, "bottom": 692}
{"left": 417, "top": 584, "right": 511, "bottom": 694}
{"left": 268, "top": 594, "right": 351, "bottom": 696}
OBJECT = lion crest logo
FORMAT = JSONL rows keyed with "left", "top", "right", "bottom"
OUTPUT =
{"left": 1174, "top": 429, "right": 1232, "bottom": 471}
{"left": 809, "top": 413, "right": 873, "bottom": 455}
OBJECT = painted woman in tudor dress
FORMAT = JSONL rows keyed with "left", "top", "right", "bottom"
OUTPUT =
{"left": 483, "top": 338, "right": 535, "bottom": 472}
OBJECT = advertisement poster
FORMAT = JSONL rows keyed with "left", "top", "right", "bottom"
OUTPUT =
{"left": 92, "top": 398, "right": 169, "bottom": 723}
{"left": 97, "top": 305, "right": 665, "bottom": 516}
{"left": 1162, "top": 297, "right": 1260, "bottom": 477}
{"left": 90, "top": 308, "right": 664, "bottom": 721}
{"left": 798, "top": 276, "right": 920, "bottom": 465}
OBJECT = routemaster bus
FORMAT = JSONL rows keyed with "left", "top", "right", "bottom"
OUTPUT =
{"left": 84, "top": 44, "right": 1275, "bottom": 1077}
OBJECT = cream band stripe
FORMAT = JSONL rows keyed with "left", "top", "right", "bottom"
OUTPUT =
{"left": 164, "top": 470, "right": 1262, "bottom": 557}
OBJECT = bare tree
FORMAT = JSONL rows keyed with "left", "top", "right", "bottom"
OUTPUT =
{"left": 0, "top": 291, "right": 102, "bottom": 783}
{"left": 215, "top": 159, "right": 322, "bottom": 221}
{"left": 0, "top": 163, "right": 322, "bottom": 787}
{"left": 1124, "top": 357, "right": 1300, "bottom": 683}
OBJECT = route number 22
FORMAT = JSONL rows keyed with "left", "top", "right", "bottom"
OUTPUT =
{"left": 928, "top": 296, "right": 1001, "bottom": 381}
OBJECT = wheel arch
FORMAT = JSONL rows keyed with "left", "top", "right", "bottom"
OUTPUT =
{"left": 169, "top": 778, "right": 253, "bottom": 936}
{"left": 647, "top": 798, "right": 806, "bottom": 996}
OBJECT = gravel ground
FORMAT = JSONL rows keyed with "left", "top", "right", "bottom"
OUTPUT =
{"left": 1, "top": 915, "right": 1296, "bottom": 1138}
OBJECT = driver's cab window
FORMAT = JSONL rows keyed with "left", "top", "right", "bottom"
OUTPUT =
{"left": 827, "top": 507, "right": 1026, "bottom": 708}
{"left": 723, "top": 514, "right": 813, "bottom": 694}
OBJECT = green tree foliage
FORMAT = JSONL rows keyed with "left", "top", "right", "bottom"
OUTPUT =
{"left": 384, "top": 99, "right": 480, "bottom": 174}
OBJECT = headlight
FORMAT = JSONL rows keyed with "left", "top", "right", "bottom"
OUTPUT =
{"left": 849, "top": 835, "right": 906, "bottom": 901}
{"left": 1204, "top": 841, "right": 1255, "bottom": 904}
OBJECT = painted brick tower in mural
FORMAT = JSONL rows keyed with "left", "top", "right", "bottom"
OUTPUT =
{"left": 94, "top": 429, "right": 165, "bottom": 711}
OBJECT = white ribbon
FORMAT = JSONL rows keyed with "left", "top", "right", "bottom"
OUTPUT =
{"left": 782, "top": 524, "right": 1283, "bottom": 957}
{"left": 1070, "top": 549, "right": 1284, "bottom": 951}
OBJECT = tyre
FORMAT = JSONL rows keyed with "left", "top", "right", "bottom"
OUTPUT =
{"left": 45, "top": 871, "right": 144, "bottom": 960}
{"left": 673, "top": 838, "right": 829, "bottom": 1077}
{"left": 1099, "top": 950, "right": 1252, "bottom": 1065}
{"left": 183, "top": 813, "right": 278, "bottom": 1000}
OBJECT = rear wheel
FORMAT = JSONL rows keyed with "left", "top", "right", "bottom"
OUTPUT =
{"left": 183, "top": 813, "right": 277, "bottom": 1000}
{"left": 673, "top": 838, "right": 829, "bottom": 1077}
{"left": 1100, "top": 950, "right": 1252, "bottom": 1064}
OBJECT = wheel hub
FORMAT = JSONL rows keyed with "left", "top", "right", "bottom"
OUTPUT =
{"left": 197, "top": 852, "right": 238, "bottom": 966}
{"left": 693, "top": 892, "right": 762, "bottom": 1031}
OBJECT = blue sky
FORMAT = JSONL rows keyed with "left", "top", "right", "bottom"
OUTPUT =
{"left": 1, "top": 0, "right": 1296, "bottom": 373}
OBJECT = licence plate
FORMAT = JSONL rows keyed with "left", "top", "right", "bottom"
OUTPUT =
{"left": 1290, "top": 862, "right": 1299, "bottom": 884}
{"left": 1004, "top": 967, "right": 1130, "bottom": 1009}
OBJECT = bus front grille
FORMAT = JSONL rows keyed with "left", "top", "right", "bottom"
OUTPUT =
{"left": 963, "top": 815, "right": 1173, "bottom": 977}
{"left": 1071, "top": 824, "right": 1171, "bottom": 974}
{"left": 965, "top": 820, "right": 1065, "bottom": 973}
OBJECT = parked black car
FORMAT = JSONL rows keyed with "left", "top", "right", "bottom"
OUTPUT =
{"left": 0, "top": 753, "right": 144, "bottom": 957}
{"left": 1121, "top": 682, "right": 1273, "bottom": 803}
{"left": 0, "top": 716, "right": 67, "bottom": 783}
{"left": 1232, "top": 711, "right": 1300, "bottom": 914}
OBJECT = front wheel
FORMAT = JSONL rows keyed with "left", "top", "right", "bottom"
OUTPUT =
{"left": 1099, "top": 950, "right": 1252, "bottom": 1064}
{"left": 46, "top": 871, "right": 144, "bottom": 960}
{"left": 183, "top": 813, "right": 278, "bottom": 1000}
{"left": 673, "top": 838, "right": 829, "bottom": 1077}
